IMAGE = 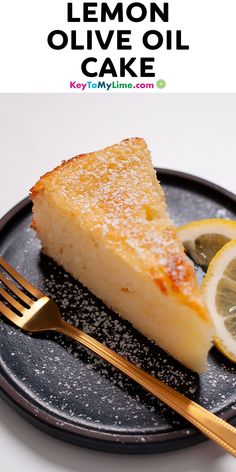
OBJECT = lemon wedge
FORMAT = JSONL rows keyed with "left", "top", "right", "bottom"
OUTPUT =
{"left": 178, "top": 219, "right": 236, "bottom": 269}
{"left": 202, "top": 240, "right": 236, "bottom": 362}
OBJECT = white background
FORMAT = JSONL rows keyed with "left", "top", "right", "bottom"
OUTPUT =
{"left": 0, "top": 0, "right": 236, "bottom": 92}
{"left": 0, "top": 93, "right": 236, "bottom": 471}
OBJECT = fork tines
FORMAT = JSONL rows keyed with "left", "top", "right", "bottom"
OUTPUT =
{"left": 0, "top": 256, "right": 43, "bottom": 301}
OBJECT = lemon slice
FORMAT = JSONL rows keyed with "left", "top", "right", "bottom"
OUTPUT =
{"left": 178, "top": 219, "right": 236, "bottom": 269}
{"left": 202, "top": 240, "right": 236, "bottom": 362}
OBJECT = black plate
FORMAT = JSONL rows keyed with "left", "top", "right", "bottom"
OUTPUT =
{"left": 0, "top": 169, "right": 236, "bottom": 454}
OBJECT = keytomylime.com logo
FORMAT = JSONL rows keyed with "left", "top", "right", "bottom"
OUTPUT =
{"left": 69, "top": 80, "right": 166, "bottom": 91}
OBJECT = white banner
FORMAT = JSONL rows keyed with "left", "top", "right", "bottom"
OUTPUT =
{"left": 0, "top": 0, "right": 235, "bottom": 92}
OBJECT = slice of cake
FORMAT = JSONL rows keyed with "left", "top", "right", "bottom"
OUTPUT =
{"left": 30, "top": 138, "right": 214, "bottom": 372}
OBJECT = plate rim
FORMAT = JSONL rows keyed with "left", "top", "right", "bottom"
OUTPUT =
{"left": 0, "top": 168, "right": 235, "bottom": 454}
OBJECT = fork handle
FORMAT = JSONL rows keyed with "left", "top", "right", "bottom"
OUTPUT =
{"left": 56, "top": 320, "right": 236, "bottom": 456}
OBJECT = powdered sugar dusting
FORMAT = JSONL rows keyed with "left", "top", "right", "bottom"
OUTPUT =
{"left": 1, "top": 242, "right": 235, "bottom": 435}
{"left": 1, "top": 173, "right": 236, "bottom": 441}
{"left": 37, "top": 139, "right": 192, "bottom": 291}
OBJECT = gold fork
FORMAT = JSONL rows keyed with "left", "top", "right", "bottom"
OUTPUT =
{"left": 0, "top": 256, "right": 235, "bottom": 456}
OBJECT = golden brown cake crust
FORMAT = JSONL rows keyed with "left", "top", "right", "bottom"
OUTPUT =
{"left": 30, "top": 138, "right": 144, "bottom": 197}
{"left": 30, "top": 138, "right": 209, "bottom": 322}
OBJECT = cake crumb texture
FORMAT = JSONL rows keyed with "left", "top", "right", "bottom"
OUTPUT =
{"left": 30, "top": 138, "right": 214, "bottom": 372}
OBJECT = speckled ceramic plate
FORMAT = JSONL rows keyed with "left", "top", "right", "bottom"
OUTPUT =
{"left": 0, "top": 169, "right": 236, "bottom": 454}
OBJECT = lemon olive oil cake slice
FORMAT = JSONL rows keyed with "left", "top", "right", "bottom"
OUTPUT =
{"left": 30, "top": 138, "right": 214, "bottom": 372}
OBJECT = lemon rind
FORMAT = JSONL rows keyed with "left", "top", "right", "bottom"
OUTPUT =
{"left": 214, "top": 336, "right": 236, "bottom": 363}
{"left": 178, "top": 219, "right": 236, "bottom": 243}
{"left": 202, "top": 240, "right": 236, "bottom": 363}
